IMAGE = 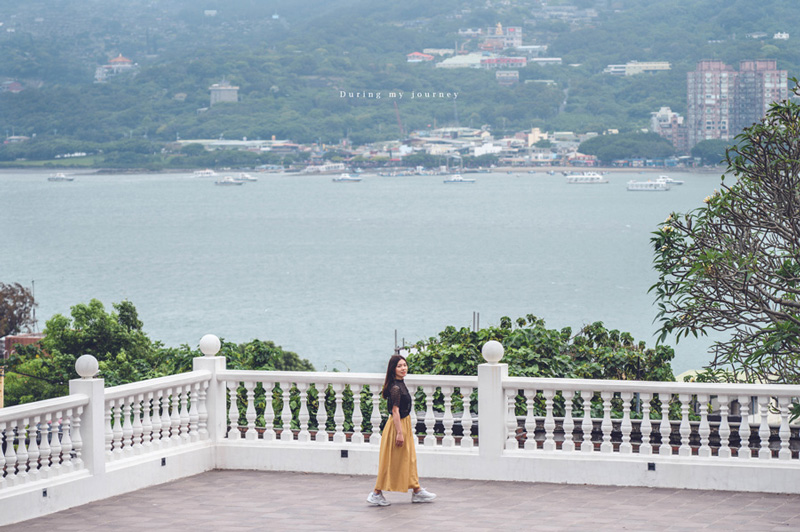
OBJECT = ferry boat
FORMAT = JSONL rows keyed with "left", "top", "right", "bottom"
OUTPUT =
{"left": 565, "top": 171, "right": 609, "bottom": 184}
{"left": 443, "top": 174, "right": 476, "bottom": 184}
{"left": 193, "top": 169, "right": 218, "bottom": 177}
{"left": 214, "top": 176, "right": 244, "bottom": 186}
{"left": 47, "top": 173, "right": 75, "bottom": 182}
{"left": 234, "top": 173, "right": 258, "bottom": 182}
{"left": 332, "top": 173, "right": 362, "bottom": 182}
{"left": 658, "top": 175, "right": 684, "bottom": 185}
{"left": 627, "top": 178, "right": 670, "bottom": 191}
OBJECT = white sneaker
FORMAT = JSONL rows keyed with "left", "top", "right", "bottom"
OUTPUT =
{"left": 411, "top": 488, "right": 436, "bottom": 503}
{"left": 367, "top": 491, "right": 391, "bottom": 506}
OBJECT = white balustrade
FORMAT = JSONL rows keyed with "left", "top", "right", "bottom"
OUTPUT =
{"left": 0, "top": 395, "right": 88, "bottom": 488}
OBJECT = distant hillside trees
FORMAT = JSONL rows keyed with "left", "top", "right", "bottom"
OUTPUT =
{"left": 578, "top": 132, "right": 675, "bottom": 163}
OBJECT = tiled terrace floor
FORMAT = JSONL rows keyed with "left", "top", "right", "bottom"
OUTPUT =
{"left": 7, "top": 470, "right": 800, "bottom": 531}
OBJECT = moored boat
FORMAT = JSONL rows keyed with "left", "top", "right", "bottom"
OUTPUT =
{"left": 214, "top": 176, "right": 244, "bottom": 186}
{"left": 193, "top": 168, "right": 218, "bottom": 177}
{"left": 565, "top": 171, "right": 609, "bottom": 184}
{"left": 332, "top": 173, "right": 362, "bottom": 182}
{"left": 234, "top": 173, "right": 258, "bottom": 182}
{"left": 443, "top": 174, "right": 476, "bottom": 183}
{"left": 48, "top": 173, "right": 75, "bottom": 182}
{"left": 658, "top": 175, "right": 684, "bottom": 185}
{"left": 627, "top": 178, "right": 670, "bottom": 191}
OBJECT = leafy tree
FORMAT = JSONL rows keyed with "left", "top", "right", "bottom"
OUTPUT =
{"left": 0, "top": 282, "right": 36, "bottom": 337}
{"left": 407, "top": 314, "right": 674, "bottom": 382}
{"left": 650, "top": 84, "right": 800, "bottom": 384}
{"left": 579, "top": 133, "right": 675, "bottom": 163}
{"left": 691, "top": 139, "right": 730, "bottom": 166}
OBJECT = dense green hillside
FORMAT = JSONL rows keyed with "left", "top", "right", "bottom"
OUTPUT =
{"left": 0, "top": 0, "right": 797, "bottom": 149}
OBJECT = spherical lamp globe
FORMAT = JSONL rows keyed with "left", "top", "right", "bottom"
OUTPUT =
{"left": 75, "top": 354, "right": 99, "bottom": 379}
{"left": 481, "top": 340, "right": 504, "bottom": 364}
{"left": 199, "top": 334, "right": 221, "bottom": 357}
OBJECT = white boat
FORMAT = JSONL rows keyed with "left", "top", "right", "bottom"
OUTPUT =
{"left": 627, "top": 178, "right": 670, "bottom": 191}
{"left": 193, "top": 169, "right": 218, "bottom": 177}
{"left": 47, "top": 173, "right": 74, "bottom": 182}
{"left": 443, "top": 174, "right": 475, "bottom": 184}
{"left": 234, "top": 173, "right": 258, "bottom": 182}
{"left": 565, "top": 171, "right": 609, "bottom": 184}
{"left": 332, "top": 173, "right": 362, "bottom": 182}
{"left": 214, "top": 176, "right": 244, "bottom": 186}
{"left": 658, "top": 175, "right": 684, "bottom": 185}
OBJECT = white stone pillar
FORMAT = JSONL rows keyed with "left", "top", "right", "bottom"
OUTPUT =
{"left": 68, "top": 355, "right": 105, "bottom": 477}
{"left": 194, "top": 334, "right": 228, "bottom": 443}
{"left": 477, "top": 340, "right": 508, "bottom": 458}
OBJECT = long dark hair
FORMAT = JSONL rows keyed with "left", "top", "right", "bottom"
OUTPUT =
{"left": 381, "top": 354, "right": 406, "bottom": 399}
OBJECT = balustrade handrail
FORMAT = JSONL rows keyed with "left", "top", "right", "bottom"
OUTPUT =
{"left": 0, "top": 394, "right": 89, "bottom": 422}
{"left": 504, "top": 376, "right": 800, "bottom": 396}
{"left": 218, "top": 369, "right": 477, "bottom": 388}
{"left": 104, "top": 369, "right": 211, "bottom": 400}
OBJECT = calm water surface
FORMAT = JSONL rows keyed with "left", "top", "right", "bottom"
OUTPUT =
{"left": 0, "top": 169, "right": 725, "bottom": 374}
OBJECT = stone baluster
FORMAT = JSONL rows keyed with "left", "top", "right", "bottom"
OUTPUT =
{"left": 179, "top": 384, "right": 191, "bottom": 444}
{"left": 505, "top": 388, "right": 518, "bottom": 450}
{"left": 61, "top": 412, "right": 74, "bottom": 473}
{"left": 122, "top": 396, "right": 134, "bottom": 457}
{"left": 188, "top": 384, "right": 200, "bottom": 442}
{"left": 717, "top": 395, "right": 731, "bottom": 458}
{"left": 697, "top": 394, "right": 711, "bottom": 458}
{"left": 315, "top": 383, "right": 328, "bottom": 443}
{"left": 4, "top": 422, "right": 17, "bottom": 485}
{"left": 523, "top": 388, "right": 536, "bottom": 450}
{"left": 639, "top": 393, "right": 653, "bottom": 456}
{"left": 460, "top": 387, "right": 474, "bottom": 449}
{"left": 778, "top": 396, "right": 792, "bottom": 460}
{"left": 159, "top": 390, "right": 172, "bottom": 448}
{"left": 678, "top": 393, "right": 691, "bottom": 457}
{"left": 50, "top": 415, "right": 63, "bottom": 475}
{"left": 562, "top": 390, "right": 576, "bottom": 452}
{"left": 226, "top": 381, "right": 241, "bottom": 440}
{"left": 409, "top": 387, "right": 418, "bottom": 444}
{"left": 0, "top": 422, "right": 6, "bottom": 489}
{"left": 440, "top": 386, "right": 455, "bottom": 447}
{"left": 543, "top": 389, "right": 556, "bottom": 451}
{"left": 27, "top": 416, "right": 41, "bottom": 481}
{"left": 244, "top": 381, "right": 258, "bottom": 440}
{"left": 141, "top": 392, "right": 153, "bottom": 450}
{"left": 757, "top": 396, "right": 771, "bottom": 460}
{"left": 332, "top": 383, "right": 346, "bottom": 444}
{"left": 369, "top": 386, "right": 382, "bottom": 446}
{"left": 422, "top": 386, "right": 436, "bottom": 447}
{"left": 132, "top": 395, "right": 143, "bottom": 454}
{"left": 297, "top": 382, "right": 311, "bottom": 442}
{"left": 600, "top": 392, "right": 613, "bottom": 453}
{"left": 112, "top": 399, "right": 124, "bottom": 458}
{"left": 580, "top": 390, "right": 594, "bottom": 453}
{"left": 280, "top": 382, "right": 293, "bottom": 442}
{"left": 72, "top": 407, "right": 84, "bottom": 471}
{"left": 738, "top": 395, "right": 751, "bottom": 459}
{"left": 38, "top": 415, "right": 53, "bottom": 478}
{"left": 351, "top": 384, "right": 364, "bottom": 444}
{"left": 170, "top": 388, "right": 182, "bottom": 445}
{"left": 263, "top": 381, "right": 276, "bottom": 441}
{"left": 659, "top": 394, "right": 672, "bottom": 456}
{"left": 15, "top": 419, "right": 29, "bottom": 482}
{"left": 104, "top": 401, "right": 115, "bottom": 460}
{"left": 619, "top": 391, "right": 633, "bottom": 454}
{"left": 197, "top": 381, "right": 209, "bottom": 441}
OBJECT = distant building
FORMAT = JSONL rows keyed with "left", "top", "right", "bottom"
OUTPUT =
{"left": 774, "top": 32, "right": 790, "bottom": 40}
{"left": 481, "top": 56, "right": 527, "bottom": 69}
{"left": 422, "top": 49, "right": 454, "bottom": 57}
{"left": 480, "top": 23, "right": 522, "bottom": 51}
{"left": 604, "top": 61, "right": 671, "bottom": 76}
{"left": 651, "top": 107, "right": 689, "bottom": 154}
{"left": 95, "top": 54, "right": 137, "bottom": 82}
{"left": 496, "top": 70, "right": 519, "bottom": 86}
{"left": 0, "top": 80, "right": 23, "bottom": 93}
{"left": 406, "top": 52, "right": 434, "bottom": 63}
{"left": 686, "top": 59, "right": 788, "bottom": 149}
{"left": 2, "top": 333, "right": 44, "bottom": 360}
{"left": 435, "top": 53, "right": 483, "bottom": 69}
{"left": 209, "top": 80, "right": 239, "bottom": 106}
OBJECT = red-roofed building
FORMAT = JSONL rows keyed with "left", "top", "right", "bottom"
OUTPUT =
{"left": 407, "top": 52, "right": 434, "bottom": 63}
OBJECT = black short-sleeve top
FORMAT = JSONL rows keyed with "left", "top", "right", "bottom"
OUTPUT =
{"left": 388, "top": 380, "right": 412, "bottom": 419}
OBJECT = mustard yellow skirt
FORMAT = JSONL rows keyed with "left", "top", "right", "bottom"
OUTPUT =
{"left": 374, "top": 415, "right": 420, "bottom": 492}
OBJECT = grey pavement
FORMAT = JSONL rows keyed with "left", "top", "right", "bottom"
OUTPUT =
{"left": 6, "top": 470, "right": 800, "bottom": 531}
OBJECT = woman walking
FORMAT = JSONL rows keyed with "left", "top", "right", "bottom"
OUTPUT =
{"left": 367, "top": 354, "right": 436, "bottom": 506}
